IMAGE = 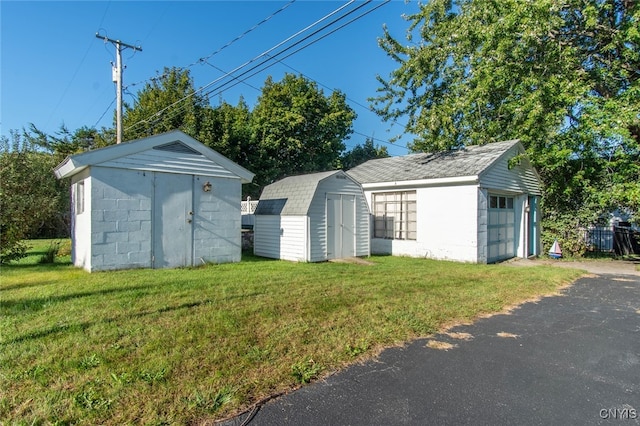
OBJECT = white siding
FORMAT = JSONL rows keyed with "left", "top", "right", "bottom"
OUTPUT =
{"left": 254, "top": 215, "right": 308, "bottom": 261}
{"left": 307, "top": 174, "right": 370, "bottom": 262}
{"left": 99, "top": 148, "right": 238, "bottom": 179}
{"left": 480, "top": 145, "right": 541, "bottom": 195}
{"left": 89, "top": 167, "right": 154, "bottom": 271}
{"left": 192, "top": 175, "right": 242, "bottom": 264}
{"left": 365, "top": 184, "right": 479, "bottom": 262}
{"left": 71, "top": 169, "right": 91, "bottom": 271}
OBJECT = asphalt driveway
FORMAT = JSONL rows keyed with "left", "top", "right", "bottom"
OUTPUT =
{"left": 222, "top": 269, "right": 639, "bottom": 425}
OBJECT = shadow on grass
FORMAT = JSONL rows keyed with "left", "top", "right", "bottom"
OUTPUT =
{"left": 1, "top": 260, "right": 73, "bottom": 270}
{"left": 241, "top": 252, "right": 279, "bottom": 263}
{"left": 0, "top": 285, "right": 155, "bottom": 315}
{"left": 0, "top": 280, "right": 65, "bottom": 292}
{"left": 1, "top": 298, "right": 215, "bottom": 346}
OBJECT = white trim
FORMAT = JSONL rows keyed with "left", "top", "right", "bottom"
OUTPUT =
{"left": 54, "top": 130, "right": 255, "bottom": 183}
{"left": 361, "top": 175, "right": 479, "bottom": 190}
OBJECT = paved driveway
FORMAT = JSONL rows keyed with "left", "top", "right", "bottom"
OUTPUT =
{"left": 222, "top": 270, "right": 639, "bottom": 426}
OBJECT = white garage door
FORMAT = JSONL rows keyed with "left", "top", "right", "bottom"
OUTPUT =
{"left": 487, "top": 194, "right": 515, "bottom": 263}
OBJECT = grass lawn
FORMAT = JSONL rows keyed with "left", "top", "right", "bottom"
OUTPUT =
{"left": 1, "top": 240, "right": 584, "bottom": 425}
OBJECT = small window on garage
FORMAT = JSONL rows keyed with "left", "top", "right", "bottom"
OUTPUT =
{"left": 76, "top": 181, "right": 85, "bottom": 215}
{"left": 489, "top": 195, "right": 514, "bottom": 210}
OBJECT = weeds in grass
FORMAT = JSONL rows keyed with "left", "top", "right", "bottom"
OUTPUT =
{"left": 138, "top": 367, "right": 169, "bottom": 385}
{"left": 74, "top": 383, "right": 112, "bottom": 411}
{"left": 78, "top": 354, "right": 101, "bottom": 370}
{"left": 345, "top": 339, "right": 369, "bottom": 358}
{"left": 188, "top": 385, "right": 235, "bottom": 413}
{"left": 291, "top": 358, "right": 322, "bottom": 384}
{"left": 38, "top": 241, "right": 60, "bottom": 264}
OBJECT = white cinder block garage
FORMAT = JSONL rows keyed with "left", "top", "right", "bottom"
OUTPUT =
{"left": 54, "top": 130, "right": 254, "bottom": 272}
{"left": 253, "top": 170, "right": 370, "bottom": 262}
{"left": 347, "top": 140, "right": 542, "bottom": 264}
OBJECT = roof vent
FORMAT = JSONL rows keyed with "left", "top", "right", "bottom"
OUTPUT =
{"left": 153, "top": 141, "right": 201, "bottom": 155}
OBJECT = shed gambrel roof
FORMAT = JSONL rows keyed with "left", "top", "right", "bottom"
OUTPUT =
{"left": 347, "top": 139, "right": 522, "bottom": 184}
{"left": 255, "top": 170, "right": 353, "bottom": 216}
{"left": 54, "top": 130, "right": 254, "bottom": 183}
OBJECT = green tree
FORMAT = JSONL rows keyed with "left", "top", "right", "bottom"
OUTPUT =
{"left": 0, "top": 131, "right": 69, "bottom": 263}
{"left": 198, "top": 99, "right": 254, "bottom": 162}
{"left": 198, "top": 98, "right": 260, "bottom": 197}
{"left": 251, "top": 74, "right": 356, "bottom": 187}
{"left": 341, "top": 137, "right": 389, "bottom": 170}
{"left": 122, "top": 67, "right": 207, "bottom": 141}
{"left": 27, "top": 124, "right": 111, "bottom": 155}
{"left": 372, "top": 0, "right": 640, "bottom": 255}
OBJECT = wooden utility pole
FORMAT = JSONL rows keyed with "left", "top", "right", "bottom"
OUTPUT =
{"left": 95, "top": 34, "right": 142, "bottom": 144}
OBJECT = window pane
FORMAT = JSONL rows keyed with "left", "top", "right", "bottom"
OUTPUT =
{"left": 499, "top": 197, "right": 506, "bottom": 209}
{"left": 507, "top": 197, "right": 514, "bottom": 209}
{"left": 490, "top": 196, "right": 498, "bottom": 208}
{"left": 372, "top": 191, "right": 417, "bottom": 240}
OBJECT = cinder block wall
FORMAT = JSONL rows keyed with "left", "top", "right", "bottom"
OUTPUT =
{"left": 90, "top": 167, "right": 154, "bottom": 271}
{"left": 193, "top": 175, "right": 242, "bottom": 264}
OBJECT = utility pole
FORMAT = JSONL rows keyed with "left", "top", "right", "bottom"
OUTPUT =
{"left": 95, "top": 33, "right": 142, "bottom": 144}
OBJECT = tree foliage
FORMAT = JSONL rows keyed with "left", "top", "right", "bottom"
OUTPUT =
{"left": 0, "top": 131, "right": 69, "bottom": 263}
{"left": 123, "top": 67, "right": 207, "bottom": 141}
{"left": 372, "top": 0, "right": 640, "bottom": 254}
{"left": 250, "top": 74, "right": 356, "bottom": 187}
{"left": 341, "top": 137, "right": 389, "bottom": 170}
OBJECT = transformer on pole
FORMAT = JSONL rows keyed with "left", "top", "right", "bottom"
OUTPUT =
{"left": 95, "top": 33, "right": 142, "bottom": 144}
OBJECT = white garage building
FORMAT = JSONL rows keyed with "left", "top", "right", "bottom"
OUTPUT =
{"left": 54, "top": 130, "right": 254, "bottom": 271}
{"left": 253, "top": 170, "right": 370, "bottom": 262}
{"left": 347, "top": 140, "right": 542, "bottom": 263}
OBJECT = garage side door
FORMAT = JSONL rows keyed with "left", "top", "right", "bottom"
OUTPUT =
{"left": 153, "top": 173, "right": 193, "bottom": 268}
{"left": 487, "top": 194, "right": 515, "bottom": 263}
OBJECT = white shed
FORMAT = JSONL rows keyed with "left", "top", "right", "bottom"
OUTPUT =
{"left": 347, "top": 140, "right": 542, "bottom": 264}
{"left": 54, "top": 130, "right": 254, "bottom": 272}
{"left": 253, "top": 170, "right": 370, "bottom": 262}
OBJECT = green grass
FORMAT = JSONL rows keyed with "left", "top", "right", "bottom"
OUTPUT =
{"left": 1, "top": 241, "right": 585, "bottom": 424}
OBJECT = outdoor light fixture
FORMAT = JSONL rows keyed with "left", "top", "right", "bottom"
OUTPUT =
{"left": 203, "top": 181, "right": 212, "bottom": 192}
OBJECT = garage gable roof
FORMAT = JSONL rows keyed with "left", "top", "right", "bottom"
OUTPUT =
{"left": 347, "top": 139, "right": 521, "bottom": 185}
{"left": 54, "top": 130, "right": 255, "bottom": 183}
{"left": 255, "top": 170, "right": 352, "bottom": 216}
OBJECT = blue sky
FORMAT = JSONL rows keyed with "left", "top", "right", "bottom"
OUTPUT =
{"left": 1, "top": 1, "right": 419, "bottom": 156}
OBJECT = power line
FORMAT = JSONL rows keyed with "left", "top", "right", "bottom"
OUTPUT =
{"left": 199, "top": 0, "right": 372, "bottom": 100}
{"left": 93, "top": 97, "right": 116, "bottom": 128}
{"left": 125, "top": 0, "right": 366, "bottom": 134}
{"left": 126, "top": 0, "right": 297, "bottom": 91}
{"left": 202, "top": 60, "right": 409, "bottom": 153}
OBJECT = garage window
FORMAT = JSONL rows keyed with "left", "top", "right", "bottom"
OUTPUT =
{"left": 373, "top": 191, "right": 417, "bottom": 240}
{"left": 76, "top": 181, "right": 85, "bottom": 215}
{"left": 490, "top": 195, "right": 513, "bottom": 209}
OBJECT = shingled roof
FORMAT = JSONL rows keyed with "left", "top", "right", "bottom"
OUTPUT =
{"left": 255, "top": 170, "right": 347, "bottom": 216}
{"left": 347, "top": 140, "right": 521, "bottom": 184}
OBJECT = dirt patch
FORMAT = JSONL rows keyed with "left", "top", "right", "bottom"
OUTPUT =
{"left": 496, "top": 332, "right": 519, "bottom": 339}
{"left": 506, "top": 258, "right": 640, "bottom": 276}
{"left": 426, "top": 340, "right": 457, "bottom": 351}
{"left": 445, "top": 332, "right": 474, "bottom": 341}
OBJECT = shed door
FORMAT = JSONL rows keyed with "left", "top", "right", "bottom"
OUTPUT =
{"left": 487, "top": 194, "right": 515, "bottom": 263}
{"left": 327, "top": 194, "right": 356, "bottom": 259}
{"left": 153, "top": 173, "right": 193, "bottom": 268}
